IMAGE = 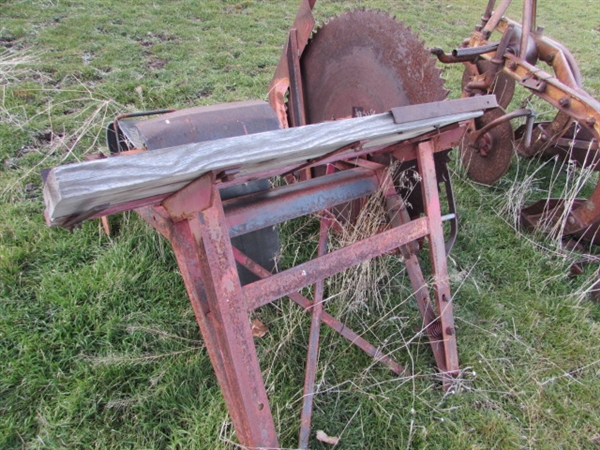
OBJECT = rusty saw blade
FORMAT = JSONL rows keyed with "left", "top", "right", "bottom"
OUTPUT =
{"left": 300, "top": 9, "right": 448, "bottom": 124}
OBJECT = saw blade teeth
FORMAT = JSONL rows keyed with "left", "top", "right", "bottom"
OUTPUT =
{"left": 298, "top": 8, "right": 448, "bottom": 123}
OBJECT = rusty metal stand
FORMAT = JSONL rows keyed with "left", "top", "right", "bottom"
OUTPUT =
{"left": 135, "top": 133, "right": 460, "bottom": 449}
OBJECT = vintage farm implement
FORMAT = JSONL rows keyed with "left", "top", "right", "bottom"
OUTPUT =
{"left": 432, "top": 0, "right": 600, "bottom": 244}
{"left": 41, "top": 0, "right": 600, "bottom": 448}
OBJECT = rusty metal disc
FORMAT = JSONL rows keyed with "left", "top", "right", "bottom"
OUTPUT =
{"left": 515, "top": 111, "right": 573, "bottom": 157}
{"left": 300, "top": 10, "right": 448, "bottom": 124}
{"left": 461, "top": 60, "right": 515, "bottom": 109}
{"left": 460, "top": 108, "right": 514, "bottom": 185}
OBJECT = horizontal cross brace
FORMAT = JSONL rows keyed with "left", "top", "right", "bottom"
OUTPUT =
{"left": 244, "top": 216, "right": 429, "bottom": 309}
{"left": 224, "top": 167, "right": 379, "bottom": 237}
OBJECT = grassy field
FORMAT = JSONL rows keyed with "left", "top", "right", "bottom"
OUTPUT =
{"left": 1, "top": 0, "right": 600, "bottom": 448}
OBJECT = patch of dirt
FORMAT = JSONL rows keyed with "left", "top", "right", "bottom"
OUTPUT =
{"left": 0, "top": 34, "right": 17, "bottom": 49}
{"left": 35, "top": 130, "right": 62, "bottom": 147}
{"left": 138, "top": 31, "right": 177, "bottom": 48}
{"left": 146, "top": 57, "right": 167, "bottom": 70}
{"left": 24, "top": 182, "right": 40, "bottom": 199}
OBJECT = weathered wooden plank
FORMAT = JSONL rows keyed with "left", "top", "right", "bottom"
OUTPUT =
{"left": 43, "top": 109, "right": 482, "bottom": 226}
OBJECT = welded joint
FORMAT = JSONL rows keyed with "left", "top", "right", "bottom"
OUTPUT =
{"left": 162, "top": 172, "right": 216, "bottom": 222}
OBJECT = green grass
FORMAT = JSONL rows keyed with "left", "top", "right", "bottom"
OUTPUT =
{"left": 2, "top": 0, "right": 600, "bottom": 448}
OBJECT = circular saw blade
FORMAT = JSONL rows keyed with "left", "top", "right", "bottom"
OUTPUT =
{"left": 300, "top": 10, "right": 448, "bottom": 124}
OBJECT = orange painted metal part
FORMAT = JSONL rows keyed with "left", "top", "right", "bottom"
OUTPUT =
{"left": 437, "top": 0, "right": 600, "bottom": 239}
{"left": 268, "top": 0, "right": 316, "bottom": 128}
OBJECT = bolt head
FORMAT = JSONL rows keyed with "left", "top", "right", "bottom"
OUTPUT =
{"left": 558, "top": 97, "right": 571, "bottom": 108}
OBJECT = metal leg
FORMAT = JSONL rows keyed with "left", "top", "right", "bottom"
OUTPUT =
{"left": 381, "top": 169, "right": 449, "bottom": 374}
{"left": 139, "top": 192, "right": 279, "bottom": 448}
{"left": 189, "top": 195, "right": 278, "bottom": 447}
{"left": 416, "top": 141, "right": 460, "bottom": 381}
{"left": 298, "top": 211, "right": 329, "bottom": 448}
{"left": 136, "top": 206, "right": 246, "bottom": 432}
{"left": 384, "top": 194, "right": 448, "bottom": 374}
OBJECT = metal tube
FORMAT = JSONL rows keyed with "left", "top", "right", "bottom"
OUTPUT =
{"left": 492, "top": 23, "right": 515, "bottom": 64}
{"left": 483, "top": 0, "right": 513, "bottom": 35}
{"left": 520, "top": 0, "right": 533, "bottom": 60}
{"left": 112, "top": 109, "right": 176, "bottom": 153}
{"left": 223, "top": 167, "right": 379, "bottom": 238}
{"left": 452, "top": 42, "right": 500, "bottom": 58}
{"left": 523, "top": 113, "right": 536, "bottom": 149}
{"left": 298, "top": 198, "right": 330, "bottom": 449}
{"left": 482, "top": 0, "right": 497, "bottom": 26}
{"left": 470, "top": 108, "right": 532, "bottom": 146}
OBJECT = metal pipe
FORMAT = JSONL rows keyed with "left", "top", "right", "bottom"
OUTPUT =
{"left": 492, "top": 23, "right": 515, "bottom": 64}
{"left": 431, "top": 47, "right": 478, "bottom": 63}
{"left": 223, "top": 167, "right": 379, "bottom": 238}
{"left": 299, "top": 191, "right": 331, "bottom": 449}
{"left": 483, "top": 0, "right": 513, "bottom": 35}
{"left": 112, "top": 109, "right": 176, "bottom": 153}
{"left": 520, "top": 0, "right": 533, "bottom": 60}
{"left": 482, "top": 0, "right": 497, "bottom": 26}
{"left": 452, "top": 42, "right": 500, "bottom": 58}
{"left": 470, "top": 108, "right": 532, "bottom": 146}
{"left": 523, "top": 113, "right": 536, "bottom": 149}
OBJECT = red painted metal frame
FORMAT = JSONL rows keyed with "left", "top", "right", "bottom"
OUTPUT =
{"left": 133, "top": 127, "right": 461, "bottom": 448}
{"left": 298, "top": 163, "right": 334, "bottom": 448}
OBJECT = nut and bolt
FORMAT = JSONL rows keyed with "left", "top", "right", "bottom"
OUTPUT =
{"left": 558, "top": 97, "right": 571, "bottom": 108}
{"left": 585, "top": 116, "right": 597, "bottom": 127}
{"left": 445, "top": 327, "right": 455, "bottom": 336}
{"left": 507, "top": 60, "right": 517, "bottom": 71}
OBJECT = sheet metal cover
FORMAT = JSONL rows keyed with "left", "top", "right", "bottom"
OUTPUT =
{"left": 122, "top": 100, "right": 280, "bottom": 150}
{"left": 300, "top": 10, "right": 448, "bottom": 124}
